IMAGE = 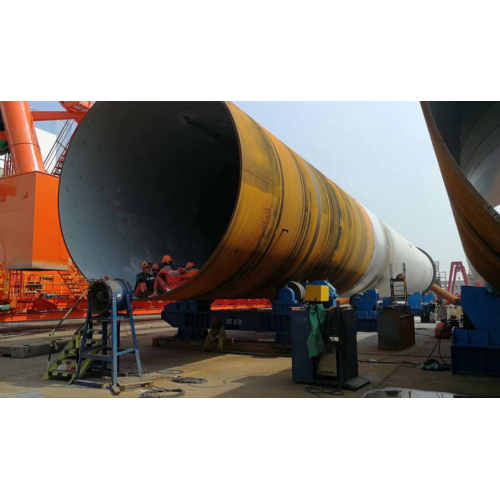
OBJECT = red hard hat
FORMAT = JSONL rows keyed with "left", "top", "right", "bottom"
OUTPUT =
{"left": 162, "top": 255, "right": 173, "bottom": 264}
{"left": 141, "top": 261, "right": 150, "bottom": 269}
{"left": 185, "top": 262, "right": 196, "bottom": 269}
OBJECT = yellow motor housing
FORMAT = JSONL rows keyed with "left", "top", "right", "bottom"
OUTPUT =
{"left": 305, "top": 285, "right": 330, "bottom": 303}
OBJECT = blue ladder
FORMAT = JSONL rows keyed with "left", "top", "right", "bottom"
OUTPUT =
{"left": 74, "top": 293, "right": 142, "bottom": 388}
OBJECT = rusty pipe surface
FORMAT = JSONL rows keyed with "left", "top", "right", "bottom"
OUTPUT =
{"left": 0, "top": 101, "right": 45, "bottom": 174}
{"left": 422, "top": 103, "right": 500, "bottom": 291}
{"left": 59, "top": 102, "right": 434, "bottom": 300}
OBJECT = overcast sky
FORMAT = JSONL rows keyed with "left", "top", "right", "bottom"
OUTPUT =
{"left": 30, "top": 101, "right": 467, "bottom": 277}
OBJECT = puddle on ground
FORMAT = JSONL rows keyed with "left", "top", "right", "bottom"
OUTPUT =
{"left": 363, "top": 387, "right": 469, "bottom": 398}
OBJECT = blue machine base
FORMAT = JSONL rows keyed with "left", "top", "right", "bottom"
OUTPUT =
{"left": 162, "top": 304, "right": 293, "bottom": 345}
{"left": 451, "top": 287, "right": 500, "bottom": 377}
{"left": 356, "top": 311, "right": 380, "bottom": 332}
{"left": 175, "top": 326, "right": 291, "bottom": 344}
{"left": 452, "top": 329, "right": 500, "bottom": 376}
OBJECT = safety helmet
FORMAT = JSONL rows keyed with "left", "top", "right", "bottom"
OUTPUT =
{"left": 141, "top": 261, "right": 150, "bottom": 269}
{"left": 185, "top": 262, "right": 196, "bottom": 269}
{"left": 152, "top": 263, "right": 161, "bottom": 274}
{"left": 162, "top": 255, "right": 173, "bottom": 264}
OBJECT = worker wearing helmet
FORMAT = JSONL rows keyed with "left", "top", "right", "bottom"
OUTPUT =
{"left": 134, "top": 262, "right": 155, "bottom": 298}
{"left": 161, "top": 255, "right": 179, "bottom": 270}
{"left": 204, "top": 317, "right": 227, "bottom": 352}
{"left": 180, "top": 262, "right": 199, "bottom": 282}
{"left": 155, "top": 258, "right": 182, "bottom": 294}
{"left": 152, "top": 263, "right": 161, "bottom": 277}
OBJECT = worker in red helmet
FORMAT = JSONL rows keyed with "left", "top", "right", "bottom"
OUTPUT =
{"left": 180, "top": 262, "right": 199, "bottom": 282}
{"left": 155, "top": 257, "right": 182, "bottom": 294}
{"left": 152, "top": 263, "right": 161, "bottom": 278}
{"left": 204, "top": 317, "right": 227, "bottom": 352}
{"left": 134, "top": 262, "right": 155, "bottom": 298}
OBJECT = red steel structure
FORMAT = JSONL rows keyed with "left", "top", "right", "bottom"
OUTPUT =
{"left": 448, "top": 261, "right": 468, "bottom": 295}
{"left": 0, "top": 101, "right": 167, "bottom": 322}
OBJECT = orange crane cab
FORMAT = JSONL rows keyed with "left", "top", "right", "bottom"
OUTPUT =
{"left": 0, "top": 101, "right": 71, "bottom": 271}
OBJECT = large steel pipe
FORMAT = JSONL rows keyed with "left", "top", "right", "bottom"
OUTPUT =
{"left": 59, "top": 102, "right": 434, "bottom": 300}
{"left": 422, "top": 102, "right": 500, "bottom": 291}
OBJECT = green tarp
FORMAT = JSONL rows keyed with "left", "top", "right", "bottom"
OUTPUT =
{"left": 307, "top": 304, "right": 326, "bottom": 358}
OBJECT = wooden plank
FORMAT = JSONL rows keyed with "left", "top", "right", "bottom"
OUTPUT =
{"left": 118, "top": 377, "right": 154, "bottom": 392}
{"left": 0, "top": 341, "right": 57, "bottom": 358}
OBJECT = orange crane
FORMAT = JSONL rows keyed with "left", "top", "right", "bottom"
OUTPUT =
{"left": 0, "top": 101, "right": 79, "bottom": 271}
{"left": 0, "top": 101, "right": 259, "bottom": 322}
{"left": 0, "top": 101, "right": 90, "bottom": 320}
{"left": 0, "top": 101, "right": 170, "bottom": 322}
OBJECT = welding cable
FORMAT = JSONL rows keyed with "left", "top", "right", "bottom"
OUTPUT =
{"left": 358, "top": 338, "right": 452, "bottom": 367}
{"left": 358, "top": 337, "right": 453, "bottom": 362}
{"left": 425, "top": 322, "right": 452, "bottom": 367}
{"left": 358, "top": 352, "right": 451, "bottom": 359}
{"left": 156, "top": 369, "right": 185, "bottom": 376}
{"left": 188, "top": 370, "right": 293, "bottom": 389}
{"left": 358, "top": 359, "right": 420, "bottom": 367}
{"left": 438, "top": 332, "right": 451, "bottom": 367}
{"left": 121, "top": 323, "right": 187, "bottom": 398}
{"left": 119, "top": 330, "right": 185, "bottom": 381}
{"left": 305, "top": 386, "right": 344, "bottom": 397}
{"left": 415, "top": 331, "right": 437, "bottom": 338}
{"left": 140, "top": 388, "right": 185, "bottom": 398}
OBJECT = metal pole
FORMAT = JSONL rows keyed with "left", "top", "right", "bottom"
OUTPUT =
{"left": 0, "top": 101, "right": 45, "bottom": 174}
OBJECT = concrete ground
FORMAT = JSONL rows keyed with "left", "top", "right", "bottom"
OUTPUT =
{"left": 0, "top": 317, "right": 499, "bottom": 398}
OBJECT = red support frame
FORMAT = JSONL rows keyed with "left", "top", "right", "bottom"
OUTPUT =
{"left": 448, "top": 261, "right": 469, "bottom": 294}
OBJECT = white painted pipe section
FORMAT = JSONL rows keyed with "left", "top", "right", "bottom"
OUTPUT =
{"left": 343, "top": 209, "right": 435, "bottom": 298}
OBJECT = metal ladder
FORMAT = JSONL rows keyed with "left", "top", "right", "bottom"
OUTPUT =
{"left": 74, "top": 293, "right": 142, "bottom": 388}
{"left": 43, "top": 119, "right": 75, "bottom": 176}
{"left": 42, "top": 323, "right": 111, "bottom": 382}
{"left": 52, "top": 143, "right": 69, "bottom": 177}
{"left": 390, "top": 263, "right": 408, "bottom": 303}
{"left": 58, "top": 264, "right": 88, "bottom": 298}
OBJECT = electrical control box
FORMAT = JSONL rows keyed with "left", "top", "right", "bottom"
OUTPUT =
{"left": 290, "top": 308, "right": 360, "bottom": 386}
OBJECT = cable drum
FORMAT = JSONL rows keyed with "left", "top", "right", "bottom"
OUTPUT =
{"left": 88, "top": 279, "right": 132, "bottom": 314}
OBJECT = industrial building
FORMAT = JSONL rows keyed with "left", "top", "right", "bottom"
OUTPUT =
{"left": 0, "top": 100, "right": 499, "bottom": 398}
